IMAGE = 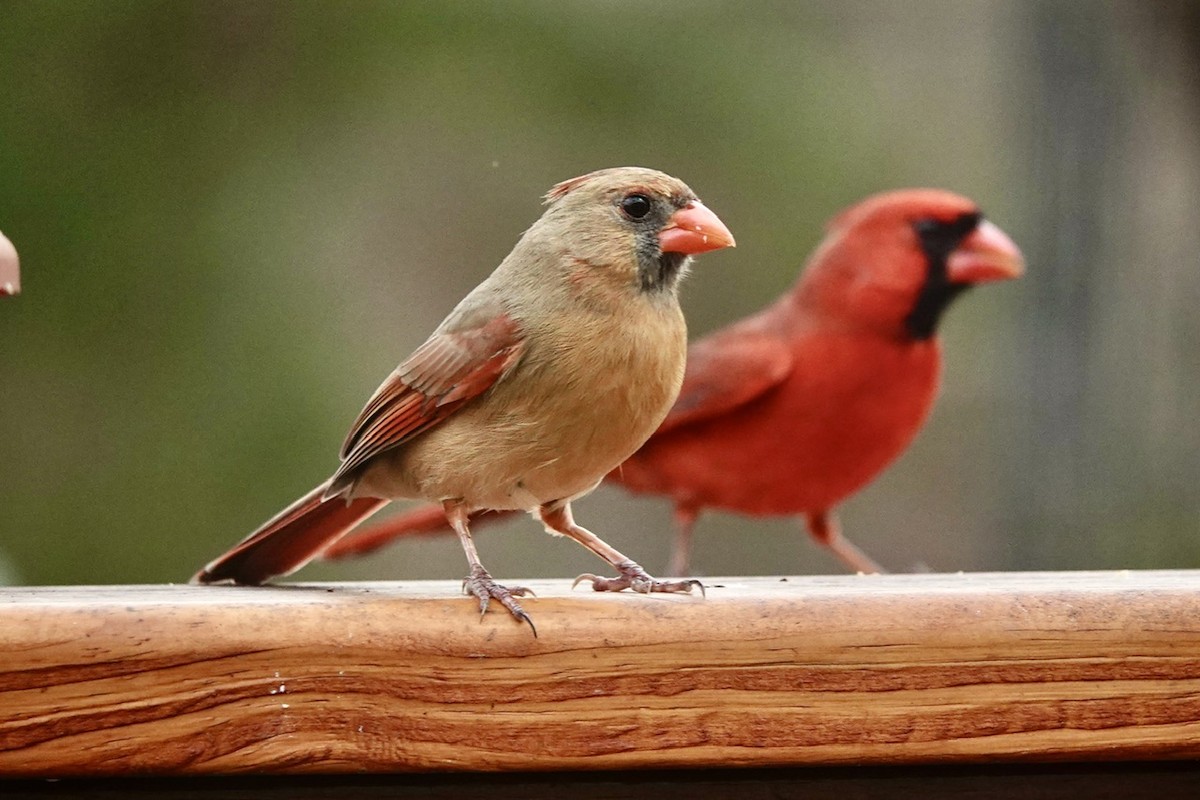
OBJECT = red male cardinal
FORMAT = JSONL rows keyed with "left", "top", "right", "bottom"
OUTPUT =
{"left": 320, "top": 189, "right": 1023, "bottom": 575}
{"left": 193, "top": 167, "right": 735, "bottom": 632}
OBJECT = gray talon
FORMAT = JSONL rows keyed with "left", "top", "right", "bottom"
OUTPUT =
{"left": 462, "top": 568, "right": 538, "bottom": 637}
{"left": 572, "top": 562, "right": 704, "bottom": 597}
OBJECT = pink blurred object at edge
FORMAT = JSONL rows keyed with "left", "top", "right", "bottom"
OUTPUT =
{"left": 0, "top": 230, "right": 18, "bottom": 296}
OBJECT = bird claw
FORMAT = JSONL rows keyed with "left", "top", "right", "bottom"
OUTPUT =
{"left": 462, "top": 569, "right": 537, "bottom": 637}
{"left": 573, "top": 560, "right": 705, "bottom": 597}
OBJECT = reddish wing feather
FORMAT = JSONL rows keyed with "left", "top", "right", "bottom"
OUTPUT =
{"left": 318, "top": 323, "right": 793, "bottom": 559}
{"left": 655, "top": 328, "right": 793, "bottom": 436}
{"left": 328, "top": 313, "right": 526, "bottom": 492}
{"left": 192, "top": 482, "right": 388, "bottom": 584}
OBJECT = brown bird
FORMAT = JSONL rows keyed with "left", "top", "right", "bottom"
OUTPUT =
{"left": 193, "top": 167, "right": 735, "bottom": 632}
{"left": 321, "top": 189, "right": 1022, "bottom": 576}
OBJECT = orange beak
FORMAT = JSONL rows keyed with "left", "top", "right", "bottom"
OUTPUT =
{"left": 947, "top": 220, "right": 1024, "bottom": 284}
{"left": 658, "top": 201, "right": 736, "bottom": 255}
{"left": 0, "top": 230, "right": 18, "bottom": 297}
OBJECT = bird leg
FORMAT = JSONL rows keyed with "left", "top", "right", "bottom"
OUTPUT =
{"left": 804, "top": 511, "right": 886, "bottom": 574}
{"left": 538, "top": 502, "right": 704, "bottom": 596}
{"left": 667, "top": 504, "right": 700, "bottom": 576}
{"left": 444, "top": 500, "right": 536, "bottom": 635}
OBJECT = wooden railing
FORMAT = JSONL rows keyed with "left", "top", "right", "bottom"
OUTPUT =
{"left": 3, "top": 570, "right": 1199, "bottom": 785}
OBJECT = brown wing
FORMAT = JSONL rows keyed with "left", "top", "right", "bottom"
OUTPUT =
{"left": 655, "top": 327, "right": 793, "bottom": 436}
{"left": 326, "top": 310, "right": 526, "bottom": 496}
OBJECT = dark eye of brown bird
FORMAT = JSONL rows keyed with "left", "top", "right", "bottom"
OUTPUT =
{"left": 621, "top": 193, "right": 653, "bottom": 220}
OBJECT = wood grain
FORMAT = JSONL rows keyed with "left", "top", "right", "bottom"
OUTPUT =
{"left": 2, "top": 571, "right": 1199, "bottom": 777}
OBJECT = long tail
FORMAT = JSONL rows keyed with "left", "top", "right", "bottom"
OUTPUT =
{"left": 321, "top": 505, "right": 516, "bottom": 561}
{"left": 192, "top": 481, "right": 388, "bottom": 585}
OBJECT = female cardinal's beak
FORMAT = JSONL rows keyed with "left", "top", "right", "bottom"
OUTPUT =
{"left": 948, "top": 220, "right": 1024, "bottom": 284}
{"left": 658, "top": 201, "right": 736, "bottom": 255}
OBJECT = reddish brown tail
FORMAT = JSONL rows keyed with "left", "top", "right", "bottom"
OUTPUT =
{"left": 321, "top": 504, "right": 516, "bottom": 560}
{"left": 193, "top": 482, "right": 388, "bottom": 585}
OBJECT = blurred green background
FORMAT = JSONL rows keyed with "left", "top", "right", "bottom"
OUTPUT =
{"left": 2, "top": 1, "right": 1198, "bottom": 586}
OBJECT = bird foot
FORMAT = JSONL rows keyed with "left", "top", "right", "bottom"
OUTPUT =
{"left": 573, "top": 559, "right": 705, "bottom": 597}
{"left": 462, "top": 568, "right": 537, "bottom": 637}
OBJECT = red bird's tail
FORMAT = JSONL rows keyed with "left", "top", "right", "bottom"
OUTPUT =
{"left": 321, "top": 505, "right": 515, "bottom": 560}
{"left": 192, "top": 482, "right": 388, "bottom": 585}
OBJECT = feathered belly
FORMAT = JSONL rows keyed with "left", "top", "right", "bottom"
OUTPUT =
{"left": 619, "top": 337, "right": 940, "bottom": 516}
{"left": 365, "top": 308, "right": 687, "bottom": 510}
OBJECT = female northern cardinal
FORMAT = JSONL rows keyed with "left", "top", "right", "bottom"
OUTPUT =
{"left": 319, "top": 189, "right": 1023, "bottom": 576}
{"left": 193, "top": 167, "right": 735, "bottom": 632}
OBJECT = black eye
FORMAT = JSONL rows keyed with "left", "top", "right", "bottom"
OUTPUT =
{"left": 914, "top": 212, "right": 980, "bottom": 252}
{"left": 620, "top": 193, "right": 653, "bottom": 221}
{"left": 914, "top": 219, "right": 941, "bottom": 237}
